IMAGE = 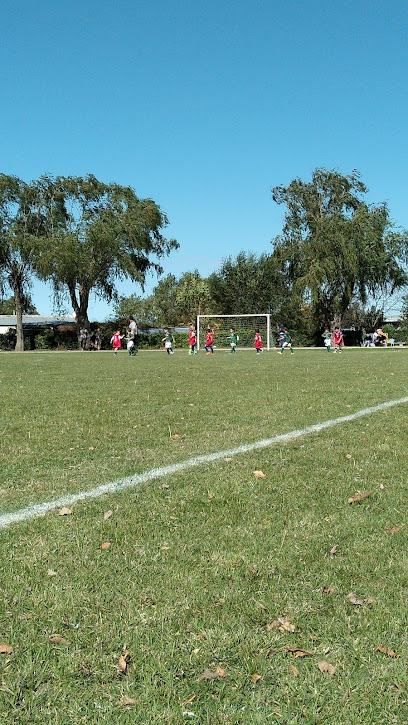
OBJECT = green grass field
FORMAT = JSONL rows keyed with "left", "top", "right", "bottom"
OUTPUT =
{"left": 1, "top": 348, "right": 408, "bottom": 724}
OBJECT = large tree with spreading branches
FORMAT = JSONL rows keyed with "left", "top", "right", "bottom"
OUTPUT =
{"left": 271, "top": 168, "right": 407, "bottom": 327}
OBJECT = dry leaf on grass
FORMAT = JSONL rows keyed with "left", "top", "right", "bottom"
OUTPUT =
{"left": 288, "top": 664, "right": 298, "bottom": 676}
{"left": 278, "top": 618, "right": 296, "bottom": 633}
{"left": 375, "top": 646, "right": 398, "bottom": 658}
{"left": 160, "top": 483, "right": 170, "bottom": 489}
{"left": 347, "top": 592, "right": 375, "bottom": 606}
{"left": 253, "top": 470, "right": 265, "bottom": 479}
{"left": 47, "top": 569, "right": 57, "bottom": 577}
{"left": 101, "top": 542, "right": 111, "bottom": 550}
{"left": 0, "top": 643, "right": 13, "bottom": 654}
{"left": 268, "top": 618, "right": 296, "bottom": 632}
{"left": 322, "top": 586, "right": 335, "bottom": 596}
{"left": 385, "top": 526, "right": 402, "bottom": 535}
{"left": 318, "top": 659, "right": 336, "bottom": 675}
{"left": 285, "top": 648, "right": 313, "bottom": 658}
{"left": 223, "top": 457, "right": 232, "bottom": 462}
{"left": 88, "top": 446, "right": 95, "bottom": 451}
{"left": 330, "top": 545, "right": 339, "bottom": 556}
{"left": 160, "top": 545, "right": 170, "bottom": 551}
{"left": 170, "top": 434, "right": 180, "bottom": 440}
{"left": 345, "top": 453, "right": 352, "bottom": 459}
{"left": 348, "top": 490, "right": 372, "bottom": 504}
{"left": 198, "top": 666, "right": 227, "bottom": 682}
{"left": 49, "top": 634, "right": 67, "bottom": 645}
{"left": 58, "top": 507, "right": 73, "bottom": 516}
{"left": 251, "top": 673, "right": 262, "bottom": 683}
{"left": 118, "top": 651, "right": 130, "bottom": 673}
{"left": 183, "top": 694, "right": 196, "bottom": 705}
{"left": 104, "top": 510, "right": 113, "bottom": 520}
{"left": 116, "top": 696, "right": 137, "bottom": 706}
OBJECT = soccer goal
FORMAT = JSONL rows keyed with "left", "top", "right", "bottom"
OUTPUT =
{"left": 197, "top": 314, "right": 271, "bottom": 351}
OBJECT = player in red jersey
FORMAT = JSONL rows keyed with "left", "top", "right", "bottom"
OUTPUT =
{"left": 188, "top": 325, "right": 197, "bottom": 355}
{"left": 254, "top": 329, "right": 263, "bottom": 354}
{"left": 333, "top": 327, "right": 344, "bottom": 353}
{"left": 205, "top": 328, "right": 214, "bottom": 355}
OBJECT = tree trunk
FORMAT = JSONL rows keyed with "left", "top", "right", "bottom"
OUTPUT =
{"left": 14, "top": 284, "right": 24, "bottom": 352}
{"left": 69, "top": 284, "right": 90, "bottom": 348}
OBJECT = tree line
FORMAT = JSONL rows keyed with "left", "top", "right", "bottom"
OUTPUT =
{"left": 115, "top": 168, "right": 408, "bottom": 343}
{"left": 0, "top": 173, "right": 178, "bottom": 350}
{"left": 2, "top": 168, "right": 408, "bottom": 350}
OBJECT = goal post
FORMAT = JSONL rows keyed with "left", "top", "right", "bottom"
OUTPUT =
{"left": 197, "top": 314, "right": 271, "bottom": 351}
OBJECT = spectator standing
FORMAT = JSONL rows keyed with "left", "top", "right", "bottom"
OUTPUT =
{"left": 95, "top": 327, "right": 102, "bottom": 350}
{"left": 80, "top": 328, "right": 88, "bottom": 350}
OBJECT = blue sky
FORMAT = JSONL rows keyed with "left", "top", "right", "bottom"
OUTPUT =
{"left": 1, "top": 0, "right": 407, "bottom": 319}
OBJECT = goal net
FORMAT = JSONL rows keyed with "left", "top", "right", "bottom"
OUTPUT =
{"left": 197, "top": 314, "right": 271, "bottom": 351}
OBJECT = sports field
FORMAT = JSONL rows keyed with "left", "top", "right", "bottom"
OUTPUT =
{"left": 1, "top": 348, "right": 407, "bottom": 724}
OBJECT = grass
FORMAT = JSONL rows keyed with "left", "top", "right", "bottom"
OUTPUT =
{"left": 0, "top": 347, "right": 407, "bottom": 723}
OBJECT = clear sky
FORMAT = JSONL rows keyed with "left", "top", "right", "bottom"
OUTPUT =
{"left": 1, "top": 0, "right": 407, "bottom": 319}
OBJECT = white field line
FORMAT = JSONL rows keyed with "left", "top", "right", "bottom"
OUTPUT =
{"left": 1, "top": 396, "right": 408, "bottom": 531}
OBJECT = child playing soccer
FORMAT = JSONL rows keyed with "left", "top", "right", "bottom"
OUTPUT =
{"left": 278, "top": 328, "right": 294, "bottom": 354}
{"left": 205, "top": 328, "right": 214, "bottom": 355}
{"left": 322, "top": 328, "right": 332, "bottom": 353}
{"left": 229, "top": 328, "right": 239, "bottom": 354}
{"left": 110, "top": 330, "right": 124, "bottom": 355}
{"left": 188, "top": 325, "right": 197, "bottom": 355}
{"left": 162, "top": 328, "right": 175, "bottom": 354}
{"left": 254, "top": 329, "right": 263, "bottom": 354}
{"left": 333, "top": 327, "right": 344, "bottom": 353}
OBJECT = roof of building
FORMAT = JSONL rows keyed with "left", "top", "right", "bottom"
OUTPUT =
{"left": 384, "top": 315, "right": 402, "bottom": 323}
{"left": 0, "top": 315, "right": 76, "bottom": 327}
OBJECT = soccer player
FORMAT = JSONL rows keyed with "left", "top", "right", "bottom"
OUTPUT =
{"left": 162, "top": 328, "right": 175, "bottom": 354}
{"left": 188, "top": 325, "right": 197, "bottom": 355}
{"left": 322, "top": 328, "right": 332, "bottom": 353}
{"left": 255, "top": 329, "right": 263, "bottom": 354}
{"left": 110, "top": 330, "right": 124, "bottom": 356}
{"left": 229, "top": 328, "right": 239, "bottom": 354}
{"left": 205, "top": 328, "right": 214, "bottom": 355}
{"left": 333, "top": 327, "right": 344, "bottom": 353}
{"left": 278, "top": 328, "right": 294, "bottom": 354}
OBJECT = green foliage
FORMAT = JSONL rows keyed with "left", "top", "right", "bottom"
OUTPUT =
{"left": 175, "top": 269, "right": 213, "bottom": 322}
{"left": 272, "top": 168, "right": 408, "bottom": 326}
{"left": 208, "top": 251, "right": 288, "bottom": 323}
{"left": 0, "top": 295, "right": 37, "bottom": 314}
{"left": 0, "top": 174, "right": 48, "bottom": 349}
{"left": 34, "top": 174, "right": 179, "bottom": 330}
{"left": 113, "top": 293, "right": 158, "bottom": 328}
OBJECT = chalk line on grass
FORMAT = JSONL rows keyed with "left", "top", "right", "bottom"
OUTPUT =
{"left": 1, "top": 396, "right": 408, "bottom": 531}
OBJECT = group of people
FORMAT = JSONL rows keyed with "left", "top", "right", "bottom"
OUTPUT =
{"left": 322, "top": 327, "right": 344, "bottom": 353}
{"left": 108, "top": 319, "right": 397, "bottom": 356}
{"left": 361, "top": 328, "right": 392, "bottom": 347}
{"left": 161, "top": 326, "right": 217, "bottom": 355}
{"left": 111, "top": 322, "right": 295, "bottom": 356}
{"left": 80, "top": 327, "right": 103, "bottom": 351}
{"left": 163, "top": 325, "right": 270, "bottom": 355}
{"left": 110, "top": 316, "right": 138, "bottom": 356}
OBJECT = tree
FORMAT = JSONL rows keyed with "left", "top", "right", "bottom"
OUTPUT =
{"left": 151, "top": 274, "right": 180, "bottom": 326}
{"left": 0, "top": 174, "right": 45, "bottom": 350}
{"left": 271, "top": 168, "right": 407, "bottom": 327}
{"left": 208, "top": 251, "right": 289, "bottom": 323}
{"left": 35, "top": 175, "right": 178, "bottom": 340}
{"left": 0, "top": 295, "right": 37, "bottom": 315}
{"left": 175, "top": 270, "right": 213, "bottom": 322}
{"left": 113, "top": 293, "right": 159, "bottom": 328}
